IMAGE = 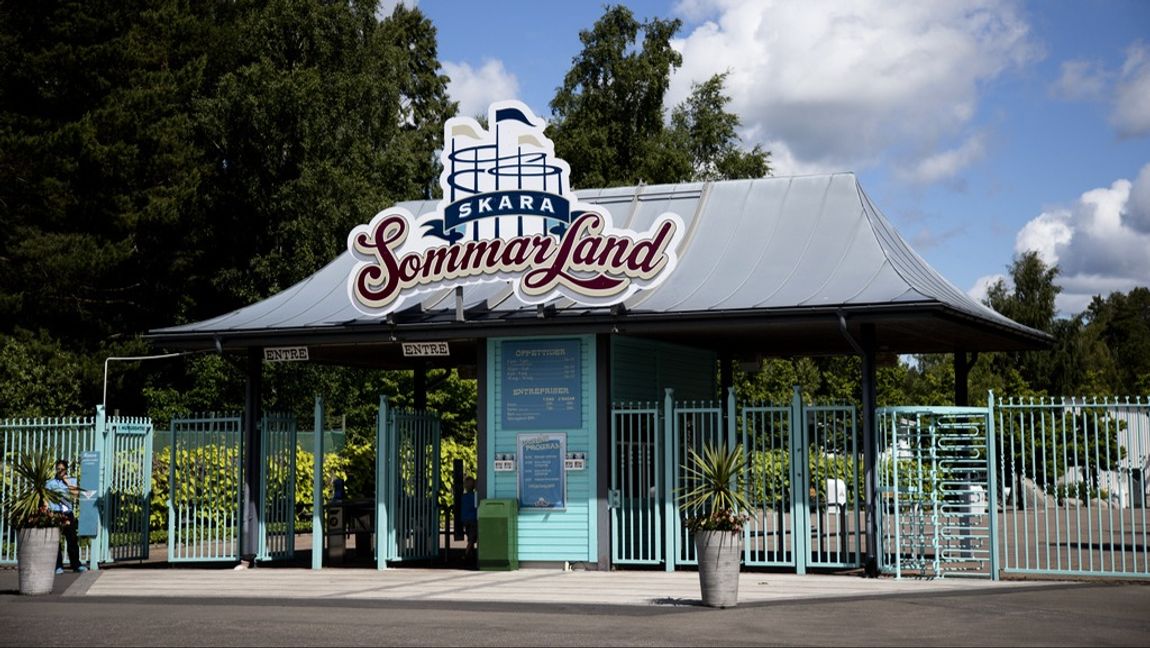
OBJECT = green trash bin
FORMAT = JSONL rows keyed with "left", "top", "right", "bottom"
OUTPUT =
{"left": 477, "top": 498, "right": 518, "bottom": 571}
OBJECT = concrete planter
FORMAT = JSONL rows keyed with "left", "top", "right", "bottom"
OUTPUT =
{"left": 17, "top": 527, "right": 60, "bottom": 596}
{"left": 694, "top": 529, "right": 742, "bottom": 608}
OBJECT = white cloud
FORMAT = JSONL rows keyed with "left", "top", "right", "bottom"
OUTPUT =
{"left": 1112, "top": 42, "right": 1150, "bottom": 138}
{"left": 896, "top": 133, "right": 987, "bottom": 185}
{"left": 1050, "top": 59, "right": 1107, "bottom": 101}
{"left": 1013, "top": 163, "right": 1150, "bottom": 313}
{"left": 442, "top": 59, "right": 521, "bottom": 118}
{"left": 968, "top": 273, "right": 1007, "bottom": 303}
{"left": 1015, "top": 210, "right": 1073, "bottom": 266}
{"left": 667, "top": 0, "right": 1039, "bottom": 182}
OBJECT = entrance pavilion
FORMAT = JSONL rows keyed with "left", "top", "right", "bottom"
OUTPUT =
{"left": 148, "top": 173, "right": 1050, "bottom": 574}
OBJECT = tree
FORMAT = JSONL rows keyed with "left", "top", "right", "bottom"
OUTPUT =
{"left": 1084, "top": 288, "right": 1150, "bottom": 395}
{"left": 0, "top": 0, "right": 211, "bottom": 349}
{"left": 983, "top": 252, "right": 1064, "bottom": 393}
{"left": 985, "top": 251, "right": 1060, "bottom": 332}
{"left": 192, "top": 0, "right": 456, "bottom": 309}
{"left": 548, "top": 5, "right": 768, "bottom": 189}
{"left": 548, "top": 5, "right": 686, "bottom": 188}
{"left": 0, "top": 1, "right": 458, "bottom": 417}
{"left": 670, "top": 73, "right": 770, "bottom": 181}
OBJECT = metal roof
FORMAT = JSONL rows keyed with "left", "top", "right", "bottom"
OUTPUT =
{"left": 150, "top": 173, "right": 1050, "bottom": 360}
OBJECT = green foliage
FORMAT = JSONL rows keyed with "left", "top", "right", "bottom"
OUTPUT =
{"left": 150, "top": 441, "right": 351, "bottom": 535}
{"left": 1083, "top": 287, "right": 1150, "bottom": 394}
{"left": 1000, "top": 407, "right": 1126, "bottom": 489}
{"left": 747, "top": 449, "right": 860, "bottom": 508}
{"left": 880, "top": 457, "right": 942, "bottom": 502}
{"left": 679, "top": 443, "right": 752, "bottom": 531}
{"left": 0, "top": 1, "right": 455, "bottom": 417}
{"left": 549, "top": 5, "right": 767, "bottom": 189}
{"left": 438, "top": 437, "right": 478, "bottom": 511}
{"left": 986, "top": 251, "right": 1060, "bottom": 333}
{"left": 3, "top": 449, "right": 68, "bottom": 529}
{"left": 0, "top": 329, "right": 88, "bottom": 418}
{"left": 670, "top": 72, "right": 770, "bottom": 181}
{"left": 747, "top": 449, "right": 789, "bottom": 506}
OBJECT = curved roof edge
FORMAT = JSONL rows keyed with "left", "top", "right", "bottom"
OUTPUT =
{"left": 150, "top": 174, "right": 1051, "bottom": 353}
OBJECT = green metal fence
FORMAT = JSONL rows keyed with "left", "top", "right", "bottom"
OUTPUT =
{"left": 1, "top": 416, "right": 96, "bottom": 567}
{"left": 672, "top": 395, "right": 730, "bottom": 567}
{"left": 996, "top": 396, "right": 1149, "bottom": 579}
{"left": 609, "top": 388, "right": 863, "bottom": 573}
{"left": 103, "top": 414, "right": 154, "bottom": 562}
{"left": 258, "top": 413, "right": 297, "bottom": 561}
{"left": 168, "top": 411, "right": 301, "bottom": 563}
{"left": 376, "top": 396, "right": 441, "bottom": 568}
{"left": 742, "top": 400, "right": 795, "bottom": 568}
{"left": 803, "top": 402, "right": 863, "bottom": 569}
{"left": 1, "top": 409, "right": 153, "bottom": 568}
{"left": 167, "top": 413, "right": 243, "bottom": 562}
{"left": 609, "top": 402, "right": 664, "bottom": 566}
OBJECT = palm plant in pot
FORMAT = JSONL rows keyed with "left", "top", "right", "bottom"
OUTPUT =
{"left": 679, "top": 442, "right": 751, "bottom": 608}
{"left": 4, "top": 448, "right": 67, "bottom": 595}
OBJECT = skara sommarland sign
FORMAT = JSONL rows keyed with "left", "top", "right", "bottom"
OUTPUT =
{"left": 347, "top": 101, "right": 684, "bottom": 316}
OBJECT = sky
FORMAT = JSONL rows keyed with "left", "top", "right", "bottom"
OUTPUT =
{"left": 392, "top": 0, "right": 1149, "bottom": 315}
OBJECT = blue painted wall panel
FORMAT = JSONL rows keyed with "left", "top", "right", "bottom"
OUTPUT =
{"left": 487, "top": 336, "right": 596, "bottom": 562}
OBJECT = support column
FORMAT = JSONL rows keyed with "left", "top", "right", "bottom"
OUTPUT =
{"left": 477, "top": 341, "right": 489, "bottom": 499}
{"left": 720, "top": 352, "right": 734, "bottom": 436}
{"left": 596, "top": 334, "right": 612, "bottom": 570}
{"left": 241, "top": 347, "right": 263, "bottom": 566}
{"left": 311, "top": 396, "right": 324, "bottom": 570}
{"left": 861, "top": 324, "right": 878, "bottom": 578}
{"left": 414, "top": 364, "right": 428, "bottom": 410}
{"left": 719, "top": 351, "right": 733, "bottom": 395}
{"left": 953, "top": 351, "right": 977, "bottom": 406}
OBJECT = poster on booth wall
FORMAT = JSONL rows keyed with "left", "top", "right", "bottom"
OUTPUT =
{"left": 517, "top": 433, "right": 566, "bottom": 511}
{"left": 501, "top": 338, "right": 581, "bottom": 430}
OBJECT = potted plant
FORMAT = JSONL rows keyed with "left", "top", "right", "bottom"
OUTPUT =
{"left": 4, "top": 448, "right": 67, "bottom": 595}
{"left": 679, "top": 442, "right": 751, "bottom": 608}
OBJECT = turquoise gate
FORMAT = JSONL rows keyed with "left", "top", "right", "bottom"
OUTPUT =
{"left": 1, "top": 407, "right": 153, "bottom": 568}
{"left": 258, "top": 413, "right": 297, "bottom": 561}
{"left": 167, "top": 413, "right": 242, "bottom": 562}
{"left": 102, "top": 412, "right": 154, "bottom": 562}
{"left": 876, "top": 406, "right": 996, "bottom": 579}
{"left": 375, "top": 396, "right": 441, "bottom": 568}
{"left": 609, "top": 388, "right": 863, "bottom": 572}
{"left": 995, "top": 396, "right": 1149, "bottom": 579}
{"left": 167, "top": 412, "right": 297, "bottom": 563}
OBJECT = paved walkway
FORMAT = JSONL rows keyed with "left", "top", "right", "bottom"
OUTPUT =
{"left": 69, "top": 567, "right": 1060, "bottom": 607}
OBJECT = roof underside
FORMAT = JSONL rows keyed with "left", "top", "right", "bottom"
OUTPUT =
{"left": 150, "top": 173, "right": 1050, "bottom": 365}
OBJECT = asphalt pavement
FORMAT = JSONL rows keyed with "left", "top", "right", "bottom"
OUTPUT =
{"left": 1, "top": 565, "right": 1148, "bottom": 646}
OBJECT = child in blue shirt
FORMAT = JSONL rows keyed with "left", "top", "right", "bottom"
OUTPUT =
{"left": 460, "top": 476, "right": 478, "bottom": 562}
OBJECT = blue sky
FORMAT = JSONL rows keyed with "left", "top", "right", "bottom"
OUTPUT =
{"left": 401, "top": 0, "right": 1149, "bottom": 315}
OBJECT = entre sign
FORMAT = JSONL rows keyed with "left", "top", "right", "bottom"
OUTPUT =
{"left": 347, "top": 101, "right": 684, "bottom": 316}
{"left": 401, "top": 341, "right": 451, "bottom": 357}
{"left": 264, "top": 346, "right": 309, "bottom": 362}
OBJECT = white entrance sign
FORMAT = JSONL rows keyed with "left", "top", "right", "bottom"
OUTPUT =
{"left": 263, "top": 346, "right": 309, "bottom": 362}
{"left": 401, "top": 342, "right": 451, "bottom": 357}
{"left": 347, "top": 100, "right": 684, "bottom": 317}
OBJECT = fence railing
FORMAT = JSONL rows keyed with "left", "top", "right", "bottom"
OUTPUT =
{"left": 996, "top": 396, "right": 1149, "bottom": 579}
{"left": 1, "top": 410, "right": 152, "bottom": 568}
{"left": 610, "top": 388, "right": 863, "bottom": 573}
